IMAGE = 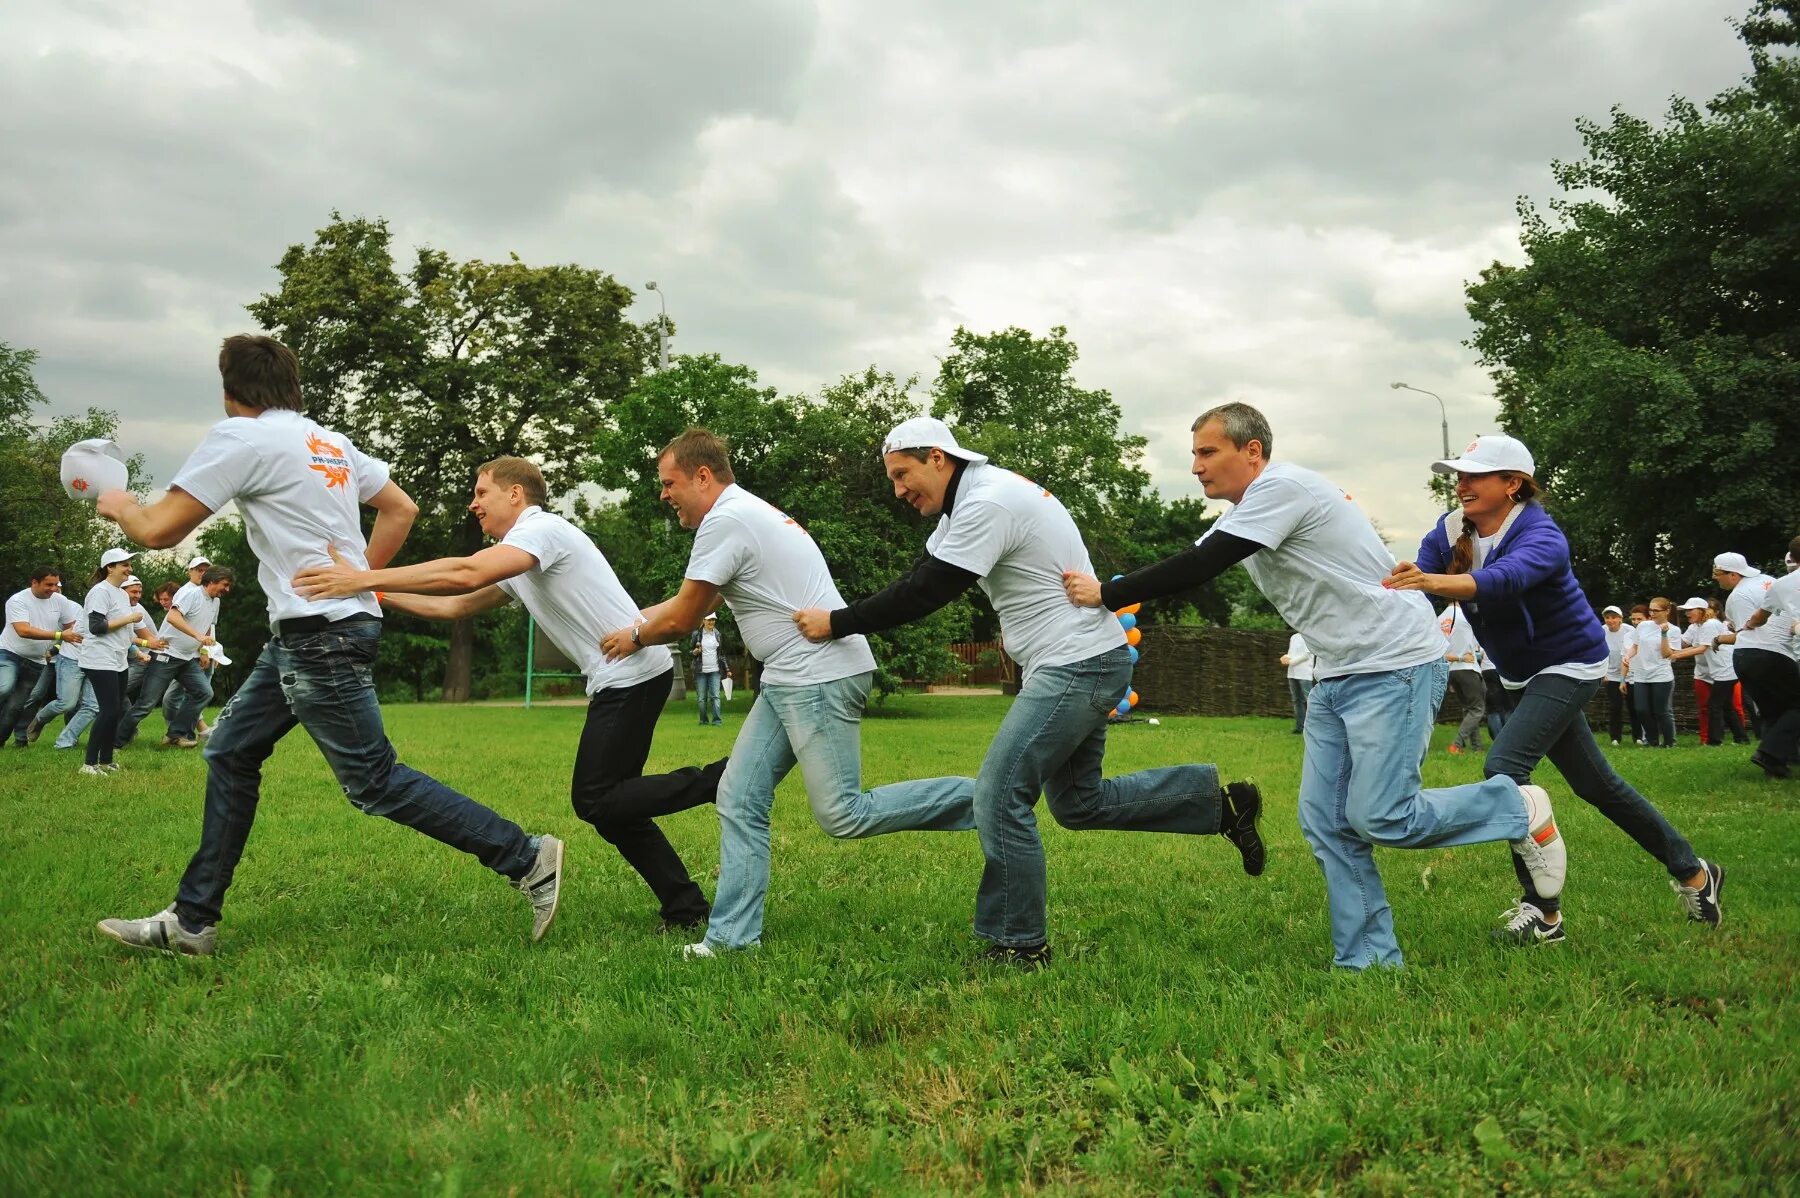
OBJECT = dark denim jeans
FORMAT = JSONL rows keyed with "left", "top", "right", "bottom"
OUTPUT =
{"left": 0, "top": 649, "right": 46, "bottom": 744}
{"left": 116, "top": 654, "right": 212, "bottom": 744}
{"left": 172, "top": 618, "right": 536, "bottom": 928}
{"left": 1485, "top": 673, "right": 1699, "bottom": 915}
{"left": 1631, "top": 679, "right": 1676, "bottom": 746}
{"left": 1736, "top": 648, "right": 1800, "bottom": 765}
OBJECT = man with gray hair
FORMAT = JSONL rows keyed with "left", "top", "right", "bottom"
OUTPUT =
{"left": 1063, "top": 403, "right": 1566, "bottom": 971}
{"left": 794, "top": 416, "right": 1266, "bottom": 970}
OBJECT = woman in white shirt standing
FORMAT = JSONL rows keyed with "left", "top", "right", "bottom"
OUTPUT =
{"left": 1440, "top": 603, "right": 1486, "bottom": 754}
{"left": 1599, "top": 605, "right": 1632, "bottom": 746}
{"left": 75, "top": 549, "right": 162, "bottom": 775}
{"left": 1624, "top": 598, "right": 1681, "bottom": 747}
{"left": 1279, "top": 631, "right": 1313, "bottom": 735}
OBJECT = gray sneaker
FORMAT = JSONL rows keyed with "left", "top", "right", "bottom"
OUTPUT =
{"left": 511, "top": 835, "right": 564, "bottom": 942}
{"left": 97, "top": 906, "right": 216, "bottom": 956}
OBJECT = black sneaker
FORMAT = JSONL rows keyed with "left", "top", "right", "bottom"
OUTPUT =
{"left": 1222, "top": 780, "right": 1266, "bottom": 876}
{"left": 1491, "top": 903, "right": 1566, "bottom": 946}
{"left": 655, "top": 916, "right": 709, "bottom": 937}
{"left": 978, "top": 942, "right": 1052, "bottom": 971}
{"left": 1751, "top": 751, "right": 1792, "bottom": 779}
{"left": 1672, "top": 859, "right": 1724, "bottom": 927}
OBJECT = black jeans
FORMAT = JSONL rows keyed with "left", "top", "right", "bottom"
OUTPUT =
{"left": 1632, "top": 680, "right": 1676, "bottom": 746}
{"left": 1481, "top": 670, "right": 1512, "bottom": 739}
{"left": 1447, "top": 668, "right": 1486, "bottom": 748}
{"left": 1705, "top": 679, "right": 1749, "bottom": 745}
{"left": 573, "top": 667, "right": 724, "bottom": 925}
{"left": 1736, "top": 648, "right": 1800, "bottom": 765}
{"left": 1485, "top": 674, "right": 1700, "bottom": 916}
{"left": 1604, "top": 681, "right": 1630, "bottom": 743}
{"left": 81, "top": 667, "right": 128, "bottom": 766}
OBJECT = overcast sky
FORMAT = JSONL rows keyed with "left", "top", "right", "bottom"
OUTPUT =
{"left": 1, "top": 0, "right": 1756, "bottom": 548}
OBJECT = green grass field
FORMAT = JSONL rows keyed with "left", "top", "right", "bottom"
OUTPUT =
{"left": 1, "top": 694, "right": 1794, "bottom": 1195}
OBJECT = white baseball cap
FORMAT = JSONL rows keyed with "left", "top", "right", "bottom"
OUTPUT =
{"left": 1680, "top": 597, "right": 1708, "bottom": 611}
{"left": 1432, "top": 434, "right": 1535, "bottom": 477}
{"left": 99, "top": 548, "right": 137, "bottom": 568}
{"left": 704, "top": 612, "right": 718, "bottom": 621}
{"left": 60, "top": 437, "right": 129, "bottom": 501}
{"left": 124, "top": 575, "right": 142, "bottom": 588}
{"left": 880, "top": 416, "right": 987, "bottom": 464}
{"left": 187, "top": 555, "right": 211, "bottom": 570}
{"left": 1602, "top": 605, "right": 1623, "bottom": 617}
{"left": 202, "top": 644, "right": 232, "bottom": 666}
{"left": 1712, "top": 552, "right": 1757, "bottom": 576}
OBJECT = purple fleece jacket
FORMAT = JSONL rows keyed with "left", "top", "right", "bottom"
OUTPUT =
{"left": 1415, "top": 502, "right": 1606, "bottom": 682}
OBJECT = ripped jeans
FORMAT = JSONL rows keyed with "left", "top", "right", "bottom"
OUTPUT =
{"left": 172, "top": 617, "right": 535, "bottom": 927}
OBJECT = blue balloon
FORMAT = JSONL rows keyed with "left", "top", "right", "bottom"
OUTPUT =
{"left": 1114, "top": 700, "right": 1131, "bottom": 716}
{"left": 1128, "top": 645, "right": 1140, "bottom": 665}
{"left": 1117, "top": 612, "right": 1137, "bottom": 631}
{"left": 1111, "top": 573, "right": 1125, "bottom": 581}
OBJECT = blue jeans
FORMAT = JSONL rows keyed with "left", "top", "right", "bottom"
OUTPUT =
{"left": 32, "top": 655, "right": 87, "bottom": 726}
{"left": 1287, "top": 677, "right": 1313, "bottom": 733}
{"left": 172, "top": 618, "right": 537, "bottom": 928}
{"left": 954, "top": 645, "right": 1223, "bottom": 948}
{"left": 0, "top": 649, "right": 47, "bottom": 744}
{"left": 1631, "top": 679, "right": 1677, "bottom": 746}
{"left": 1487, "top": 673, "right": 1698, "bottom": 915}
{"left": 116, "top": 654, "right": 212, "bottom": 744}
{"left": 705, "top": 671, "right": 975, "bottom": 949}
{"left": 695, "top": 670, "right": 722, "bottom": 724}
{"left": 1299, "top": 661, "right": 1528, "bottom": 970}
{"left": 52, "top": 671, "right": 99, "bottom": 749}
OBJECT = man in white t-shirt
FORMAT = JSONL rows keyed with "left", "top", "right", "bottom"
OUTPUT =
{"left": 89, "top": 333, "right": 562, "bottom": 956}
{"left": 21, "top": 581, "right": 89, "bottom": 747}
{"left": 1280, "top": 632, "right": 1314, "bottom": 734}
{"left": 599, "top": 427, "right": 977, "bottom": 957}
{"left": 1724, "top": 542, "right": 1800, "bottom": 777}
{"left": 293, "top": 454, "right": 725, "bottom": 934}
{"left": 0, "top": 568, "right": 71, "bottom": 745}
{"left": 1063, "top": 403, "right": 1565, "bottom": 971}
{"left": 793, "top": 416, "right": 1264, "bottom": 969}
{"left": 114, "top": 564, "right": 234, "bottom": 749}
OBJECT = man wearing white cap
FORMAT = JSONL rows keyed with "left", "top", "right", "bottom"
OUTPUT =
{"left": 1063, "top": 412, "right": 1565, "bottom": 968}
{"left": 1717, "top": 544, "right": 1800, "bottom": 778}
{"left": 795, "top": 414, "right": 1269, "bottom": 970}
{"left": 115, "top": 565, "right": 235, "bottom": 750}
{"left": 692, "top": 612, "right": 725, "bottom": 726}
{"left": 1599, "top": 605, "right": 1633, "bottom": 746}
{"left": 294, "top": 454, "right": 725, "bottom": 935}
{"left": 90, "top": 334, "right": 562, "bottom": 956}
{"left": 601, "top": 427, "right": 979, "bottom": 957}
{"left": 0, "top": 568, "right": 75, "bottom": 746}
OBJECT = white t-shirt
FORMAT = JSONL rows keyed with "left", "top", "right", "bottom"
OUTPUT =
{"left": 1726, "top": 573, "right": 1786, "bottom": 654}
{"left": 926, "top": 462, "right": 1123, "bottom": 682}
{"left": 76, "top": 580, "right": 137, "bottom": 671}
{"left": 1205, "top": 462, "right": 1441, "bottom": 678}
{"left": 1440, "top": 606, "right": 1482, "bottom": 672}
{"left": 54, "top": 594, "right": 83, "bottom": 661}
{"left": 1627, "top": 620, "right": 1679, "bottom": 684}
{"left": 684, "top": 484, "right": 876, "bottom": 687}
{"left": 492, "top": 506, "right": 672, "bottom": 696}
{"left": 1, "top": 587, "right": 62, "bottom": 660}
{"left": 159, "top": 586, "right": 221, "bottom": 661}
{"left": 1602, "top": 624, "right": 1632, "bottom": 682}
{"left": 170, "top": 410, "right": 390, "bottom": 630}
{"left": 697, "top": 629, "right": 721, "bottom": 674}
{"left": 1284, "top": 632, "right": 1313, "bottom": 681}
{"left": 1758, "top": 571, "right": 1800, "bottom": 662}
{"left": 1681, "top": 621, "right": 1713, "bottom": 682}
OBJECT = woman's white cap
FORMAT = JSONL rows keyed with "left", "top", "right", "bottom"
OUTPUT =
{"left": 1602, "top": 605, "right": 1623, "bottom": 617}
{"left": 99, "top": 547, "right": 138, "bottom": 567}
{"left": 1432, "top": 434, "right": 1535, "bottom": 477}
{"left": 1680, "top": 597, "right": 1708, "bottom": 611}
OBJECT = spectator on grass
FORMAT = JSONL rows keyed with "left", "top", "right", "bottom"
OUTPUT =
{"left": 692, "top": 613, "right": 725, "bottom": 727}
{"left": 1390, "top": 434, "right": 1720, "bottom": 944}
{"left": 799, "top": 416, "right": 1263, "bottom": 971}
{"left": 0, "top": 568, "right": 69, "bottom": 745}
{"left": 1063, "top": 408, "right": 1560, "bottom": 971}
{"left": 603, "top": 427, "right": 982, "bottom": 960}
{"left": 115, "top": 565, "right": 234, "bottom": 750}
{"left": 1440, "top": 603, "right": 1486, "bottom": 754}
{"left": 1699, "top": 598, "right": 1749, "bottom": 746}
{"left": 92, "top": 333, "right": 561, "bottom": 957}
{"left": 1280, "top": 631, "right": 1314, "bottom": 735}
{"left": 293, "top": 454, "right": 726, "bottom": 936}
{"left": 1718, "top": 542, "right": 1800, "bottom": 779}
{"left": 1624, "top": 598, "right": 1681, "bottom": 747}
{"left": 75, "top": 552, "right": 163, "bottom": 776}
{"left": 1599, "top": 606, "right": 1632, "bottom": 746}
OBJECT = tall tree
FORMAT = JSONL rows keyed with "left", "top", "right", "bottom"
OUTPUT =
{"left": 1465, "top": 1, "right": 1800, "bottom": 601}
{"left": 246, "top": 213, "right": 648, "bottom": 699}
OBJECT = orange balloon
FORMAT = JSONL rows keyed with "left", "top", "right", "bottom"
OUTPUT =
{"left": 1120, "top": 603, "right": 1142, "bottom": 616}
{"left": 1127, "top": 690, "right": 1139, "bottom": 706}
{"left": 1125, "top": 627, "right": 1142, "bottom": 646}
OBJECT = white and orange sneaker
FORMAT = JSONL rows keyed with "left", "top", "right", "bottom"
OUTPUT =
{"left": 1509, "top": 784, "right": 1566, "bottom": 899}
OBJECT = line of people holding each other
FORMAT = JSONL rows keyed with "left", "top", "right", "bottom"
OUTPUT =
{"left": 93, "top": 333, "right": 1760, "bottom": 967}
{"left": 0, "top": 555, "right": 234, "bottom": 765}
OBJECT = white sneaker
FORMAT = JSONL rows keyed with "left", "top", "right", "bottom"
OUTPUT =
{"left": 100, "top": 762, "right": 121, "bottom": 774}
{"left": 97, "top": 906, "right": 217, "bottom": 956}
{"left": 682, "top": 939, "right": 757, "bottom": 959}
{"left": 1509, "top": 784, "right": 1567, "bottom": 899}
{"left": 78, "top": 764, "right": 107, "bottom": 777}
{"left": 510, "top": 835, "right": 563, "bottom": 942}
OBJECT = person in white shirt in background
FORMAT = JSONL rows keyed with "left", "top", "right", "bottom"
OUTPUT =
{"left": 20, "top": 579, "right": 89, "bottom": 747}
{"left": 75, "top": 552, "right": 165, "bottom": 775}
{"left": 1440, "top": 603, "right": 1486, "bottom": 754}
{"left": 116, "top": 566, "right": 234, "bottom": 750}
{"left": 1722, "top": 541, "right": 1800, "bottom": 778}
{"left": 93, "top": 334, "right": 561, "bottom": 957}
{"left": 692, "top": 613, "right": 726, "bottom": 726}
{"left": 1623, "top": 597, "right": 1681, "bottom": 747}
{"left": 1598, "top": 605, "right": 1633, "bottom": 746}
{"left": 0, "top": 568, "right": 77, "bottom": 746}
{"left": 1671, "top": 598, "right": 1716, "bottom": 744}
{"left": 1699, "top": 597, "right": 1750, "bottom": 746}
{"left": 1279, "top": 631, "right": 1314, "bottom": 735}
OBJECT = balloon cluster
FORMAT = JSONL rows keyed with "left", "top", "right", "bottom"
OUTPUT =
{"left": 1109, "top": 574, "right": 1143, "bottom": 720}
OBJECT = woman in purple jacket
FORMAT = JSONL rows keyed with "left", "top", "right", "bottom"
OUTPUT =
{"left": 1386, "top": 435, "right": 1721, "bottom": 945}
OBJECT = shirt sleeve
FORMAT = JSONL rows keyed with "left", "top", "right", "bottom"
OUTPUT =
{"left": 499, "top": 519, "right": 558, "bottom": 574}
{"left": 927, "top": 500, "right": 1010, "bottom": 577}
{"left": 348, "top": 438, "right": 392, "bottom": 504}
{"left": 176, "top": 589, "right": 209, "bottom": 624}
{"left": 169, "top": 426, "right": 260, "bottom": 513}
{"left": 4, "top": 595, "right": 26, "bottom": 627}
{"left": 1210, "top": 476, "right": 1309, "bottom": 550}
{"left": 685, "top": 512, "right": 748, "bottom": 587}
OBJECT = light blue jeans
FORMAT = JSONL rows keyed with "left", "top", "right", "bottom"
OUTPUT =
{"left": 1299, "top": 660, "right": 1528, "bottom": 970}
{"left": 52, "top": 669, "right": 101, "bottom": 749}
{"left": 695, "top": 670, "right": 722, "bottom": 724}
{"left": 705, "top": 671, "right": 976, "bottom": 949}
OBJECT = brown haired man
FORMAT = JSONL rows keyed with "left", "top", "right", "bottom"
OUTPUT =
{"left": 294, "top": 454, "right": 725, "bottom": 934}
{"left": 91, "top": 334, "right": 562, "bottom": 956}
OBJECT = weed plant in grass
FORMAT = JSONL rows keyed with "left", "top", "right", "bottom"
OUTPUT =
{"left": 1, "top": 695, "right": 1794, "bottom": 1194}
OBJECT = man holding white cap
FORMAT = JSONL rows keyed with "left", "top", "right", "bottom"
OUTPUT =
{"left": 1067, "top": 413, "right": 1568, "bottom": 969}
{"left": 91, "top": 334, "right": 562, "bottom": 956}
{"left": 294, "top": 454, "right": 726, "bottom": 935}
{"left": 602, "top": 427, "right": 978, "bottom": 958}
{"left": 795, "top": 415, "right": 1267, "bottom": 970}
{"left": 0, "top": 568, "right": 74, "bottom": 745}
{"left": 115, "top": 565, "right": 234, "bottom": 750}
{"left": 1718, "top": 545, "right": 1800, "bottom": 778}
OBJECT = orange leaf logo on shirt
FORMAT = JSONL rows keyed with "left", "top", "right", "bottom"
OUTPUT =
{"left": 310, "top": 463, "right": 351, "bottom": 489}
{"left": 306, "top": 433, "right": 345, "bottom": 459}
{"left": 71, "top": 477, "right": 89, "bottom": 492}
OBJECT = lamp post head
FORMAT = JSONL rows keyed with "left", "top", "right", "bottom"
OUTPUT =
{"left": 1390, "top": 381, "right": 1406, "bottom": 390}
{"left": 645, "top": 280, "right": 658, "bottom": 292}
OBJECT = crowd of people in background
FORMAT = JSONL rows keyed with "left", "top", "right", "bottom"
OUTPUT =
{"left": 0, "top": 554, "right": 233, "bottom": 766}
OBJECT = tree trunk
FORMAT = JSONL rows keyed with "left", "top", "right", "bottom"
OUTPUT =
{"left": 442, "top": 617, "right": 475, "bottom": 702}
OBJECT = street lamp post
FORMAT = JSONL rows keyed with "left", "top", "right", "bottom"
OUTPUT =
{"left": 645, "top": 280, "right": 669, "bottom": 370}
{"left": 1391, "top": 381, "right": 1454, "bottom": 510}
